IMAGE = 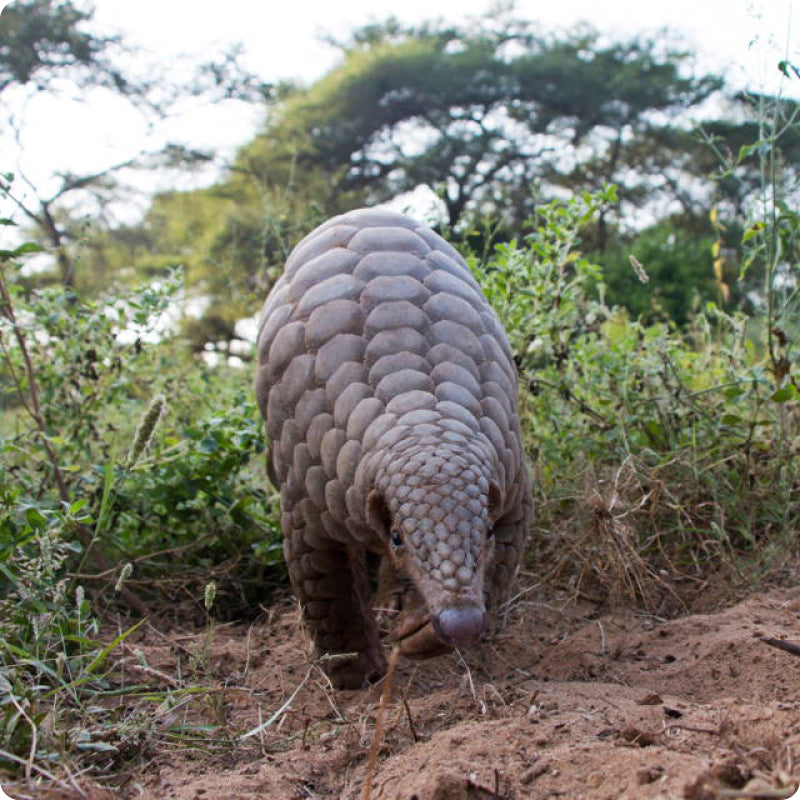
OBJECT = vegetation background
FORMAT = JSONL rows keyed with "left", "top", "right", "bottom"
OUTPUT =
{"left": 0, "top": 0, "right": 797, "bottom": 792}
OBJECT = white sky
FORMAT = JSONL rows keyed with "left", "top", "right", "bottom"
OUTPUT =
{"left": 0, "top": 0, "right": 798, "bottom": 228}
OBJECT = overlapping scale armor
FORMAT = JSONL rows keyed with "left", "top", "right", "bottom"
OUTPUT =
{"left": 255, "top": 207, "right": 532, "bottom": 688}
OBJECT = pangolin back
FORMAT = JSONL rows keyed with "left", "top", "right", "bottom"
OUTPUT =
{"left": 255, "top": 207, "right": 531, "bottom": 688}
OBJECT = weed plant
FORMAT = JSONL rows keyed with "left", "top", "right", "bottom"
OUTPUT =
{"left": 474, "top": 118, "right": 798, "bottom": 606}
{"left": 0, "top": 215, "right": 281, "bottom": 782}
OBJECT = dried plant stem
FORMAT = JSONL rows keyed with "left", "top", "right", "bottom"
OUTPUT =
{"left": 69, "top": 534, "right": 217, "bottom": 580}
{"left": 123, "top": 659, "right": 182, "bottom": 688}
{"left": 0, "top": 266, "right": 149, "bottom": 617}
{"left": 239, "top": 665, "right": 314, "bottom": 740}
{"left": 7, "top": 690, "right": 36, "bottom": 781}
{"left": 402, "top": 696, "right": 419, "bottom": 743}
{"left": 0, "top": 267, "right": 69, "bottom": 502}
{"left": 363, "top": 646, "right": 400, "bottom": 800}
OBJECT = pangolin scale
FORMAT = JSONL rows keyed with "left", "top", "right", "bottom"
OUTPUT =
{"left": 255, "top": 207, "right": 532, "bottom": 688}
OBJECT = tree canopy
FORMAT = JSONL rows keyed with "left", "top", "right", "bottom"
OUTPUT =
{"left": 1, "top": 0, "right": 270, "bottom": 289}
{"left": 0, "top": 0, "right": 124, "bottom": 93}
{"left": 13, "top": 10, "right": 797, "bottom": 343}
{"left": 237, "top": 20, "right": 722, "bottom": 232}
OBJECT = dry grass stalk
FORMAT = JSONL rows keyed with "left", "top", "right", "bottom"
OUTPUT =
{"left": 239, "top": 664, "right": 314, "bottom": 740}
{"left": 546, "top": 458, "right": 678, "bottom": 611}
{"left": 362, "top": 645, "right": 400, "bottom": 800}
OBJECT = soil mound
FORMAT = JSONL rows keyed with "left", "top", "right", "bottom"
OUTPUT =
{"left": 140, "top": 582, "right": 800, "bottom": 798}
{"left": 17, "top": 581, "right": 800, "bottom": 799}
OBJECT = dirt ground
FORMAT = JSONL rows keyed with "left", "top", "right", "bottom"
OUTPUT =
{"left": 19, "top": 575, "right": 800, "bottom": 800}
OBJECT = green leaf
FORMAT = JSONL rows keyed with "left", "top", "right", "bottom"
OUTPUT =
{"left": 197, "top": 437, "right": 219, "bottom": 454}
{"left": 0, "top": 243, "right": 43, "bottom": 259}
{"left": 24, "top": 507, "right": 46, "bottom": 527}
{"left": 742, "top": 224, "right": 763, "bottom": 242}
{"left": 769, "top": 386, "right": 798, "bottom": 403}
{"left": 778, "top": 59, "right": 800, "bottom": 79}
{"left": 723, "top": 386, "right": 745, "bottom": 400}
{"left": 15, "top": 242, "right": 43, "bottom": 254}
{"left": 83, "top": 618, "right": 148, "bottom": 676}
{"left": 737, "top": 143, "right": 757, "bottom": 161}
{"left": 94, "top": 455, "right": 116, "bottom": 536}
{"left": 721, "top": 413, "right": 743, "bottom": 426}
{"left": 645, "top": 420, "right": 663, "bottom": 439}
{"left": 0, "top": 563, "right": 19, "bottom": 586}
{"left": 70, "top": 498, "right": 89, "bottom": 514}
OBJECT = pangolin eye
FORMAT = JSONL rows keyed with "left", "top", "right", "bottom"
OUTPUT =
{"left": 390, "top": 531, "right": 403, "bottom": 548}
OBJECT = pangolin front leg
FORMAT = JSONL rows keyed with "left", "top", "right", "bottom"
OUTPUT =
{"left": 285, "top": 508, "right": 385, "bottom": 688}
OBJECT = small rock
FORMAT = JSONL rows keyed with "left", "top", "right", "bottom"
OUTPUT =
{"left": 527, "top": 704, "right": 542, "bottom": 720}
{"left": 637, "top": 765, "right": 664, "bottom": 784}
{"left": 520, "top": 763, "right": 550, "bottom": 785}
{"left": 637, "top": 692, "right": 663, "bottom": 706}
{"left": 619, "top": 726, "right": 658, "bottom": 747}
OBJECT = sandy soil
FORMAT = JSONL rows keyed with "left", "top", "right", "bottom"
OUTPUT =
{"left": 19, "top": 577, "right": 800, "bottom": 800}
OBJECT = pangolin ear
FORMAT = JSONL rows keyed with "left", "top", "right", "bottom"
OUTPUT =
{"left": 366, "top": 490, "right": 391, "bottom": 537}
{"left": 487, "top": 481, "right": 503, "bottom": 523}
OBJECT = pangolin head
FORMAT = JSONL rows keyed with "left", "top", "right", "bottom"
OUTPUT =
{"left": 368, "top": 443, "right": 502, "bottom": 648}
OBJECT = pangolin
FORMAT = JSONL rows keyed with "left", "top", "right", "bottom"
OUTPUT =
{"left": 254, "top": 207, "right": 532, "bottom": 689}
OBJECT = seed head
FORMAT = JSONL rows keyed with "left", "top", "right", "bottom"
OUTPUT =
{"left": 629, "top": 255, "right": 650, "bottom": 284}
{"left": 115, "top": 562, "right": 133, "bottom": 592}
{"left": 127, "top": 393, "right": 166, "bottom": 468}
{"left": 204, "top": 581, "right": 217, "bottom": 612}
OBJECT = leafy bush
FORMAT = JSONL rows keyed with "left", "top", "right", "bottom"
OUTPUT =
{"left": 473, "top": 185, "right": 799, "bottom": 606}
{"left": 0, "top": 218, "right": 280, "bottom": 776}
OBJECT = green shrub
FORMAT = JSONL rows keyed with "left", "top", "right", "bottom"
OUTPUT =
{"left": 472, "top": 185, "right": 799, "bottom": 604}
{"left": 593, "top": 220, "right": 722, "bottom": 326}
{"left": 0, "top": 219, "right": 280, "bottom": 776}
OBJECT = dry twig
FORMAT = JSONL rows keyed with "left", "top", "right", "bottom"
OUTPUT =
{"left": 363, "top": 646, "right": 400, "bottom": 800}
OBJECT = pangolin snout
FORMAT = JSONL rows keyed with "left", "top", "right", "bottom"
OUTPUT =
{"left": 431, "top": 605, "right": 486, "bottom": 648}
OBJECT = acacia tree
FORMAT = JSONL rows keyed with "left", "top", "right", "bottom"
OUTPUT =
{"left": 0, "top": 0, "right": 131, "bottom": 93}
{"left": 238, "top": 18, "right": 722, "bottom": 235}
